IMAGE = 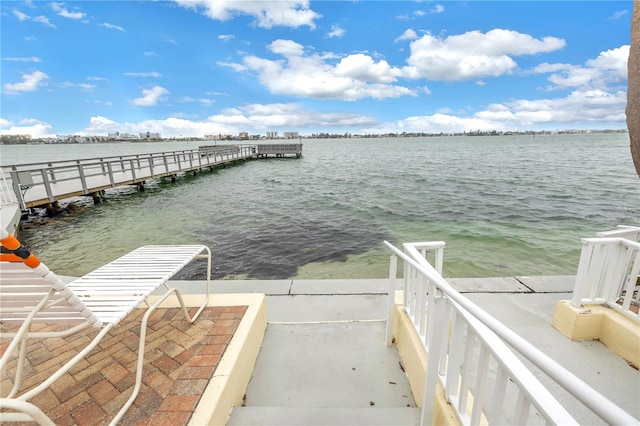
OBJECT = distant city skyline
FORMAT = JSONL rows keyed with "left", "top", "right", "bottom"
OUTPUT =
{"left": 1, "top": 1, "right": 633, "bottom": 138}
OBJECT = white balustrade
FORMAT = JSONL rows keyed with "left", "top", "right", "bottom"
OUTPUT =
{"left": 384, "top": 240, "right": 638, "bottom": 426}
{"left": 572, "top": 235, "right": 640, "bottom": 319}
{"left": 0, "top": 147, "right": 257, "bottom": 209}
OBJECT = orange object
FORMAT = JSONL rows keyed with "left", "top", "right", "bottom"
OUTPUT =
{"left": 23, "top": 254, "right": 41, "bottom": 268}
{"left": 0, "top": 234, "right": 21, "bottom": 251}
{"left": 0, "top": 253, "right": 24, "bottom": 262}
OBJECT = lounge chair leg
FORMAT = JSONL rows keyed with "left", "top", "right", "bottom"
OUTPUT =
{"left": 110, "top": 289, "right": 178, "bottom": 425}
{"left": 0, "top": 398, "right": 55, "bottom": 425}
{"left": 6, "top": 336, "right": 29, "bottom": 398}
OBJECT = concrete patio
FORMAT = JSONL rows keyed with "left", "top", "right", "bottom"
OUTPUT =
{"left": 177, "top": 276, "right": 638, "bottom": 425}
{"left": 1, "top": 276, "right": 639, "bottom": 425}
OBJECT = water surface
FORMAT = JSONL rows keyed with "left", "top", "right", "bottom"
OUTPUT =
{"left": 3, "top": 134, "right": 638, "bottom": 280}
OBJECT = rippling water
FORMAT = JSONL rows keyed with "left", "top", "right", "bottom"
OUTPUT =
{"left": 3, "top": 134, "right": 638, "bottom": 280}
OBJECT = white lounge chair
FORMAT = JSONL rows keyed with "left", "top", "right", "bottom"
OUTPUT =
{"left": 0, "top": 229, "right": 212, "bottom": 425}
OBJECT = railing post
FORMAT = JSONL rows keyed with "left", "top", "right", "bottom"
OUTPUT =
{"left": 571, "top": 240, "right": 593, "bottom": 307}
{"left": 106, "top": 162, "right": 115, "bottom": 187}
{"left": 148, "top": 155, "right": 154, "bottom": 178}
{"left": 76, "top": 161, "right": 88, "bottom": 194}
{"left": 40, "top": 169, "right": 54, "bottom": 202}
{"left": 9, "top": 169, "right": 26, "bottom": 210}
{"left": 47, "top": 162, "right": 56, "bottom": 183}
{"left": 386, "top": 255, "right": 398, "bottom": 347}
{"left": 435, "top": 247, "right": 444, "bottom": 275}
{"left": 130, "top": 159, "right": 137, "bottom": 182}
{"left": 421, "top": 293, "right": 446, "bottom": 426}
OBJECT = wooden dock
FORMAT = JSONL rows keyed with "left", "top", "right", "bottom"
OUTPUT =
{"left": 1, "top": 144, "right": 302, "bottom": 213}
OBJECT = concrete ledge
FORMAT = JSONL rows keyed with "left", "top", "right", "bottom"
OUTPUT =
{"left": 392, "top": 291, "right": 460, "bottom": 426}
{"left": 551, "top": 300, "right": 640, "bottom": 368}
{"left": 147, "top": 293, "right": 267, "bottom": 426}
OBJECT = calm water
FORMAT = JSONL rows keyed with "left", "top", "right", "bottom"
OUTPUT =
{"left": 2, "top": 134, "right": 638, "bottom": 280}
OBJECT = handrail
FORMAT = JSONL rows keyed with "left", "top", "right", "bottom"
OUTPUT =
{"left": 0, "top": 169, "right": 17, "bottom": 205}
{"left": 572, "top": 236, "right": 640, "bottom": 318}
{"left": 1, "top": 147, "right": 255, "bottom": 208}
{"left": 384, "top": 240, "right": 638, "bottom": 426}
{"left": 0, "top": 148, "right": 229, "bottom": 169}
{"left": 596, "top": 225, "right": 640, "bottom": 241}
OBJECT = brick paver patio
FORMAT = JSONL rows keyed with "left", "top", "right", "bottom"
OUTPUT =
{"left": 1, "top": 305, "right": 248, "bottom": 425}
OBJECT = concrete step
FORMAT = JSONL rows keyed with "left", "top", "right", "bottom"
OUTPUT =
{"left": 227, "top": 406, "right": 421, "bottom": 425}
{"left": 243, "top": 322, "right": 415, "bottom": 408}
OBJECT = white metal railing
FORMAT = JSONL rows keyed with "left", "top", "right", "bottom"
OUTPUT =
{"left": 596, "top": 225, "right": 640, "bottom": 241}
{"left": 1, "top": 168, "right": 17, "bottom": 205}
{"left": 199, "top": 145, "right": 242, "bottom": 157}
{"left": 384, "top": 240, "right": 638, "bottom": 426}
{"left": 256, "top": 143, "right": 302, "bottom": 155}
{"left": 1, "top": 148, "right": 254, "bottom": 209}
{"left": 572, "top": 236, "right": 640, "bottom": 319}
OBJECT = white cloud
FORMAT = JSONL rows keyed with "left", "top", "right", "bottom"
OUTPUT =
{"left": 327, "top": 25, "right": 345, "bottom": 39}
{"left": 430, "top": 5, "right": 445, "bottom": 14}
{"left": 132, "top": 85, "right": 169, "bottom": 106}
{"left": 3, "top": 70, "right": 50, "bottom": 94}
{"left": 13, "top": 9, "right": 30, "bottom": 21}
{"left": 173, "top": 0, "right": 321, "bottom": 28}
{"left": 58, "top": 81, "right": 96, "bottom": 91}
{"left": 0, "top": 118, "right": 56, "bottom": 138}
{"left": 586, "top": 45, "right": 629, "bottom": 80}
{"left": 100, "top": 22, "right": 125, "bottom": 31}
{"left": 380, "top": 88, "right": 627, "bottom": 134}
{"left": 178, "top": 96, "right": 215, "bottom": 105}
{"left": 229, "top": 39, "right": 415, "bottom": 101}
{"left": 217, "top": 61, "right": 248, "bottom": 72}
{"left": 607, "top": 10, "right": 628, "bottom": 21}
{"left": 535, "top": 45, "right": 629, "bottom": 91}
{"left": 404, "top": 29, "right": 566, "bottom": 81}
{"left": 3, "top": 57, "right": 41, "bottom": 62}
{"left": 33, "top": 15, "right": 56, "bottom": 28}
{"left": 219, "top": 34, "right": 234, "bottom": 42}
{"left": 335, "top": 54, "right": 403, "bottom": 84}
{"left": 13, "top": 10, "right": 55, "bottom": 27}
{"left": 51, "top": 2, "right": 86, "bottom": 20}
{"left": 79, "top": 103, "right": 376, "bottom": 137}
{"left": 124, "top": 72, "right": 163, "bottom": 78}
{"left": 395, "top": 29, "right": 417, "bottom": 43}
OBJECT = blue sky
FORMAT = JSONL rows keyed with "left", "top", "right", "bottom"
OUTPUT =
{"left": 0, "top": 1, "right": 633, "bottom": 138}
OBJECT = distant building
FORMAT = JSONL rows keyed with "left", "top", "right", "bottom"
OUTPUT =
{"left": 239, "top": 131, "right": 249, "bottom": 139}
{"left": 283, "top": 131, "right": 299, "bottom": 139}
{"left": 266, "top": 131, "right": 278, "bottom": 139}
{"left": 140, "top": 132, "right": 161, "bottom": 140}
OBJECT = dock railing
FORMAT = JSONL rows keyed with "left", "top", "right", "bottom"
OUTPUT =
{"left": 2, "top": 148, "right": 253, "bottom": 209}
{"left": 572, "top": 235, "right": 640, "bottom": 319}
{"left": 1, "top": 169, "right": 17, "bottom": 205}
{"left": 256, "top": 143, "right": 302, "bottom": 157}
{"left": 384, "top": 240, "right": 638, "bottom": 426}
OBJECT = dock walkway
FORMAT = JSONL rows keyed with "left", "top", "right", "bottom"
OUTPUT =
{"left": 1, "top": 144, "right": 302, "bottom": 211}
